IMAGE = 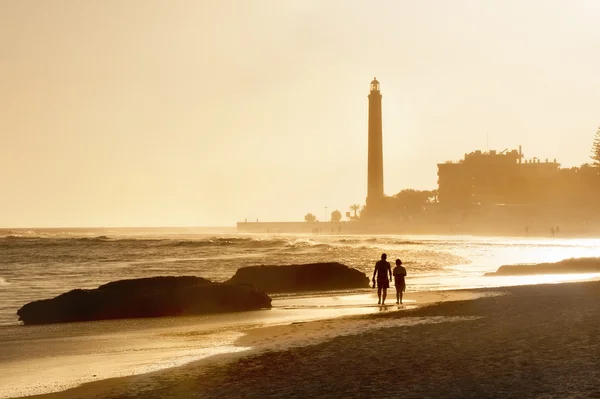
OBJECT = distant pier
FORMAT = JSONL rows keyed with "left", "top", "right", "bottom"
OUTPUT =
{"left": 236, "top": 221, "right": 349, "bottom": 234}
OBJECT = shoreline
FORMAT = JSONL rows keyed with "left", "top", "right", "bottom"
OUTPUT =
{"left": 8, "top": 289, "right": 484, "bottom": 399}
{"left": 21, "top": 279, "right": 600, "bottom": 398}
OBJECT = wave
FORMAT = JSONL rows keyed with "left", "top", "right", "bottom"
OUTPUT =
{"left": 1, "top": 235, "right": 427, "bottom": 255}
{"left": 3, "top": 234, "right": 43, "bottom": 240}
{"left": 283, "top": 242, "right": 332, "bottom": 251}
{"left": 0, "top": 235, "right": 457, "bottom": 261}
{"left": 75, "top": 236, "right": 111, "bottom": 242}
{"left": 169, "top": 237, "right": 292, "bottom": 249}
{"left": 351, "top": 237, "right": 424, "bottom": 246}
{"left": 0, "top": 236, "right": 305, "bottom": 252}
{"left": 335, "top": 239, "right": 362, "bottom": 244}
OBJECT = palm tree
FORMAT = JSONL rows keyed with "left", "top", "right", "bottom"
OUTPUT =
{"left": 349, "top": 204, "right": 361, "bottom": 219}
{"left": 592, "top": 126, "right": 600, "bottom": 167}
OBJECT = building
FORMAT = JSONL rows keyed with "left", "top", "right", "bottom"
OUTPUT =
{"left": 437, "top": 147, "right": 561, "bottom": 208}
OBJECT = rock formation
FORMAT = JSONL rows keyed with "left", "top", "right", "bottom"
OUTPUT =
{"left": 17, "top": 276, "right": 271, "bottom": 325}
{"left": 485, "top": 257, "right": 600, "bottom": 276}
{"left": 227, "top": 262, "right": 370, "bottom": 293}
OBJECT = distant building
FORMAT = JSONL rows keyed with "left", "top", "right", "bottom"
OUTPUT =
{"left": 437, "top": 147, "right": 561, "bottom": 208}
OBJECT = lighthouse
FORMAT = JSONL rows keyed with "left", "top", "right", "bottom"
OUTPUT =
{"left": 366, "top": 77, "right": 384, "bottom": 210}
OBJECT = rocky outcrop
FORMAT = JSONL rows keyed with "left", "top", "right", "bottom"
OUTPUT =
{"left": 485, "top": 257, "right": 600, "bottom": 276}
{"left": 17, "top": 276, "right": 271, "bottom": 325}
{"left": 227, "top": 262, "right": 370, "bottom": 293}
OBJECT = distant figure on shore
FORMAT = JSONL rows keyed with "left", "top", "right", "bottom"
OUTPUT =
{"left": 525, "top": 226, "right": 529, "bottom": 236}
{"left": 556, "top": 225, "right": 560, "bottom": 236}
{"left": 551, "top": 227, "right": 556, "bottom": 238}
{"left": 372, "top": 253, "right": 392, "bottom": 305}
{"left": 393, "top": 259, "right": 407, "bottom": 304}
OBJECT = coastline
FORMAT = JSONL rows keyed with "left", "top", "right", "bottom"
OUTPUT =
{"left": 20, "top": 280, "right": 600, "bottom": 398}
{"left": 8, "top": 289, "right": 481, "bottom": 399}
{"left": 2, "top": 289, "right": 473, "bottom": 399}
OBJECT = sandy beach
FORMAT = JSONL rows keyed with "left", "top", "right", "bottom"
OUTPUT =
{"left": 1, "top": 289, "right": 471, "bottom": 398}
{"left": 22, "top": 279, "right": 600, "bottom": 399}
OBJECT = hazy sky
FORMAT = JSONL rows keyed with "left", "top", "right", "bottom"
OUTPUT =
{"left": 1, "top": 0, "right": 599, "bottom": 227}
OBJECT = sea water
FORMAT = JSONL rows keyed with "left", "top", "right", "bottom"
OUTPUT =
{"left": 2, "top": 229, "right": 600, "bottom": 326}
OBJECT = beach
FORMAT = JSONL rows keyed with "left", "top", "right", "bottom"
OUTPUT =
{"left": 1, "top": 289, "right": 472, "bottom": 398}
{"left": 24, "top": 279, "right": 600, "bottom": 399}
{"left": 4, "top": 232, "right": 600, "bottom": 398}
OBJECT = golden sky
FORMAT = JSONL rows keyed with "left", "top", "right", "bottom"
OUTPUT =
{"left": 1, "top": 0, "right": 599, "bottom": 227}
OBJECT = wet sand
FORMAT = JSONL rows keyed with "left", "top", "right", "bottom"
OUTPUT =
{"left": 23, "top": 280, "right": 600, "bottom": 399}
{"left": 2, "top": 289, "right": 472, "bottom": 398}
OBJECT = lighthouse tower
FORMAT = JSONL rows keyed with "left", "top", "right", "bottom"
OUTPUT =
{"left": 366, "top": 77, "right": 384, "bottom": 210}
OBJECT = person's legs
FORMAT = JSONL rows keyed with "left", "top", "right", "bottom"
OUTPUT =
{"left": 399, "top": 289, "right": 403, "bottom": 304}
{"left": 396, "top": 287, "right": 400, "bottom": 304}
{"left": 377, "top": 286, "right": 382, "bottom": 304}
{"left": 382, "top": 288, "right": 387, "bottom": 305}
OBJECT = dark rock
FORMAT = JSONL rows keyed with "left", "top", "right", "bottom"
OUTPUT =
{"left": 17, "top": 276, "right": 271, "bottom": 325}
{"left": 227, "top": 262, "right": 370, "bottom": 293}
{"left": 485, "top": 257, "right": 600, "bottom": 276}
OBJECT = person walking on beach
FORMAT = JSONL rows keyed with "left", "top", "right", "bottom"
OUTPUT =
{"left": 393, "top": 259, "right": 407, "bottom": 304}
{"left": 372, "top": 253, "right": 392, "bottom": 305}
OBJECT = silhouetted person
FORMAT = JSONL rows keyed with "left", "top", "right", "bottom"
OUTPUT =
{"left": 525, "top": 226, "right": 529, "bottom": 236}
{"left": 550, "top": 227, "right": 555, "bottom": 238}
{"left": 556, "top": 225, "right": 560, "bottom": 236}
{"left": 393, "top": 259, "right": 407, "bottom": 304}
{"left": 372, "top": 253, "right": 392, "bottom": 305}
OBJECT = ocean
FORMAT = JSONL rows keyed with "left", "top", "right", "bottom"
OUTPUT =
{"left": 2, "top": 229, "right": 600, "bottom": 327}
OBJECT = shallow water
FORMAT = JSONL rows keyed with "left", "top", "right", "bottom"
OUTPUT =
{"left": 0, "top": 292, "right": 424, "bottom": 398}
{"left": 2, "top": 230, "right": 600, "bottom": 326}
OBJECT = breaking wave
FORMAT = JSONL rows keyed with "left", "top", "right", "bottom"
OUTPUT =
{"left": 354, "top": 237, "right": 425, "bottom": 246}
{"left": 0, "top": 235, "right": 326, "bottom": 251}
